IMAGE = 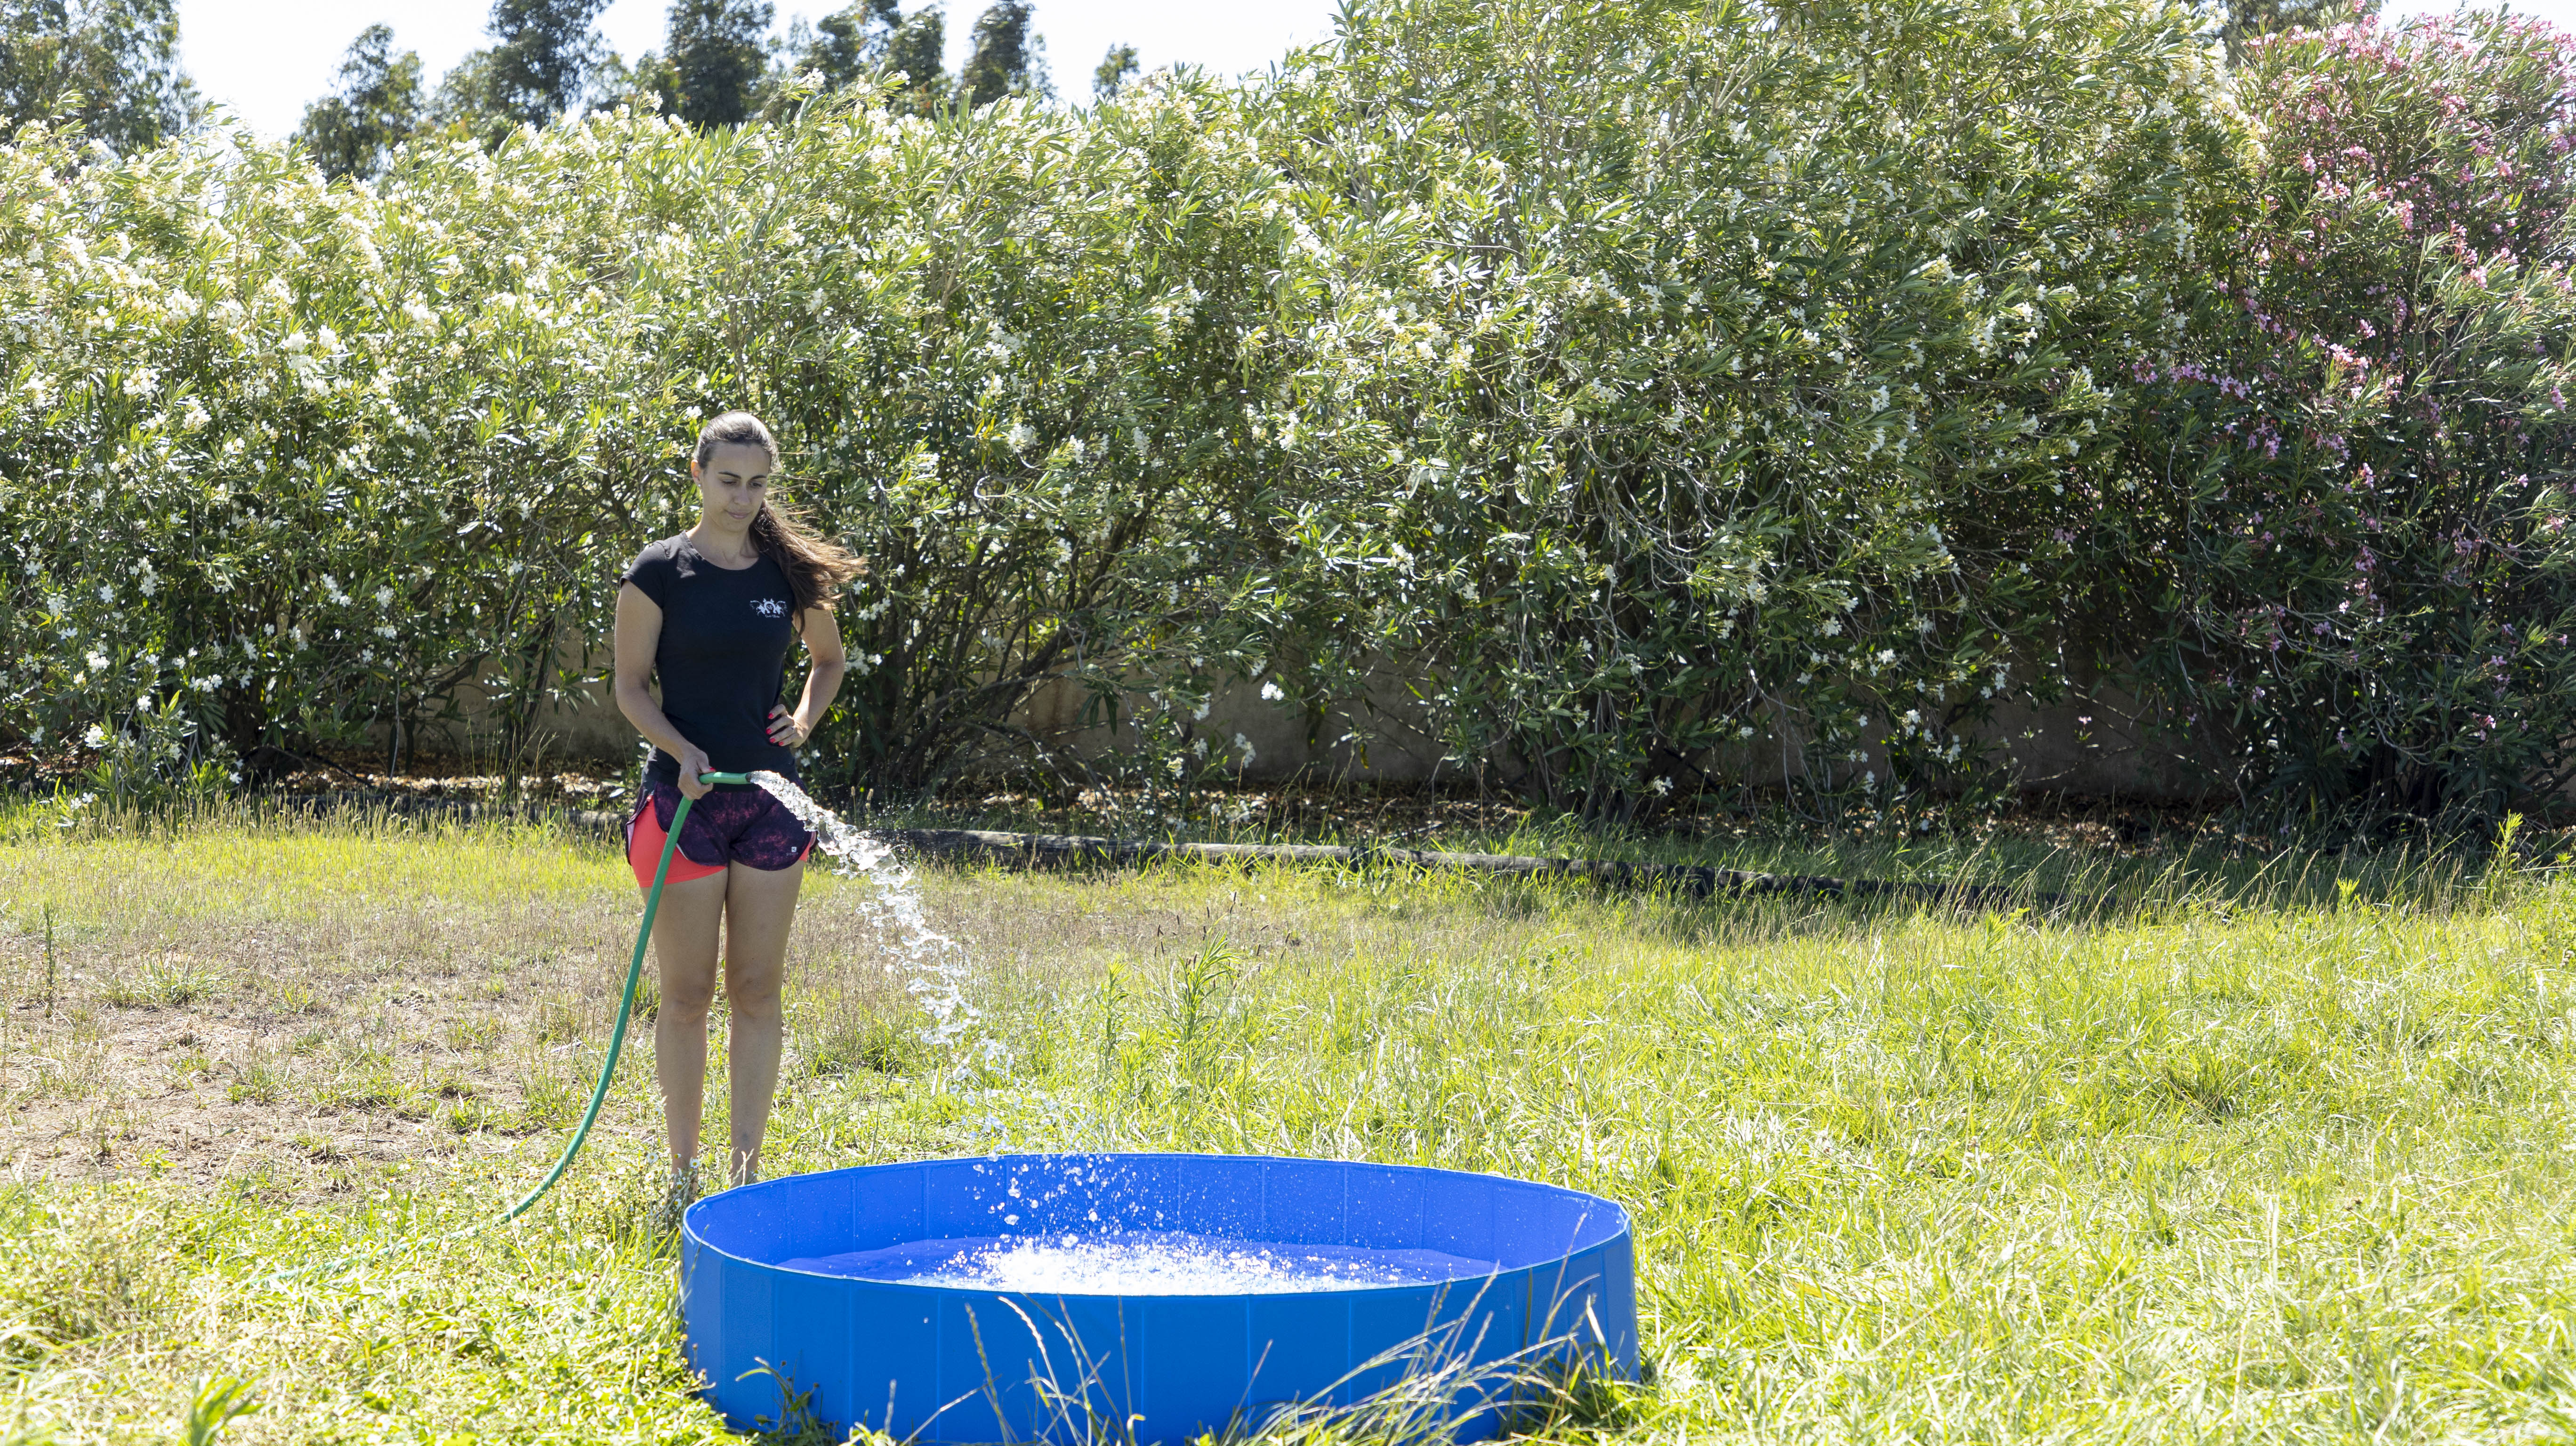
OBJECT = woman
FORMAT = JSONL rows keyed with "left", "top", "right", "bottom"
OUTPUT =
{"left": 613, "top": 410, "right": 864, "bottom": 1203}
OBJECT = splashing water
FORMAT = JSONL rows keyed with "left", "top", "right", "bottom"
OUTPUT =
{"left": 779, "top": 1231, "right": 1499, "bottom": 1294}
{"left": 745, "top": 771, "right": 1007, "bottom": 1071}
{"left": 733, "top": 778, "right": 1523, "bottom": 1295}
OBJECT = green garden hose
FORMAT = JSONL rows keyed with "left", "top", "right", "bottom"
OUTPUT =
{"left": 254, "top": 770, "right": 751, "bottom": 1285}
{"left": 496, "top": 769, "right": 749, "bottom": 1222}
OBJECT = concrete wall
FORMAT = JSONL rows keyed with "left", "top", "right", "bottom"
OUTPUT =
{"left": 1010, "top": 673, "right": 1458, "bottom": 786}
{"left": 414, "top": 635, "right": 2228, "bottom": 801}
{"left": 402, "top": 635, "right": 636, "bottom": 769}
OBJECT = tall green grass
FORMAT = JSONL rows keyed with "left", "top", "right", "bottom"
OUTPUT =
{"left": 0, "top": 811, "right": 2569, "bottom": 1441}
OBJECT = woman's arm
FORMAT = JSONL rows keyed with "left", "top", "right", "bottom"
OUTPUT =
{"left": 613, "top": 581, "right": 715, "bottom": 799}
{"left": 767, "top": 605, "right": 849, "bottom": 753}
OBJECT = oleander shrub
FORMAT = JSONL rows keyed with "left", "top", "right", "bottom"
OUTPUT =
{"left": 668, "top": 80, "right": 1319, "bottom": 797}
{"left": 2092, "top": 11, "right": 2576, "bottom": 826}
{"left": 1251, "top": 0, "right": 2241, "bottom": 820}
{"left": 0, "top": 0, "right": 2569, "bottom": 828}
{"left": 0, "top": 124, "right": 652, "bottom": 789}
{"left": 0, "top": 77, "right": 1314, "bottom": 797}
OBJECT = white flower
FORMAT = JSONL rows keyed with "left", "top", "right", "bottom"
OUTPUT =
{"left": 84, "top": 651, "right": 107, "bottom": 671}
{"left": 1260, "top": 680, "right": 1286, "bottom": 703}
{"left": 97, "top": 584, "right": 113, "bottom": 604}
{"left": 375, "top": 625, "right": 398, "bottom": 640}
{"left": 1876, "top": 649, "right": 1896, "bottom": 665}
{"left": 1901, "top": 709, "right": 1921, "bottom": 727}
{"left": 83, "top": 724, "right": 107, "bottom": 748}
{"left": 1651, "top": 776, "right": 1673, "bottom": 795}
{"left": 376, "top": 586, "right": 394, "bottom": 606}
{"left": 1006, "top": 420, "right": 1038, "bottom": 451}
{"left": 1820, "top": 618, "right": 1842, "bottom": 637}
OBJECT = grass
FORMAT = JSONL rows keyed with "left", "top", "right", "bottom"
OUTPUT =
{"left": 0, "top": 799, "right": 2572, "bottom": 1441}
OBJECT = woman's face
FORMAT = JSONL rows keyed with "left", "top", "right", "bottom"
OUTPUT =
{"left": 692, "top": 442, "right": 773, "bottom": 528}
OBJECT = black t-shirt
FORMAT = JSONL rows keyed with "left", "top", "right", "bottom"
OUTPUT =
{"left": 621, "top": 533, "right": 800, "bottom": 787}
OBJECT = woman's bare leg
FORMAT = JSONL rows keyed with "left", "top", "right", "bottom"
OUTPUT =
{"left": 650, "top": 869, "right": 731, "bottom": 1178}
{"left": 716, "top": 858, "right": 803, "bottom": 1185}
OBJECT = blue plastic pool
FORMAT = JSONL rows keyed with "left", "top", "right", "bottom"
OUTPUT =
{"left": 679, "top": 1152, "right": 1636, "bottom": 1441}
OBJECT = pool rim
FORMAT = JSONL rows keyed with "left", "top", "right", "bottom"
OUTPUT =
{"left": 680, "top": 1149, "right": 1634, "bottom": 1302}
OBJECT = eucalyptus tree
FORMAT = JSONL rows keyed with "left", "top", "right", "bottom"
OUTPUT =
{"left": 0, "top": 0, "right": 194, "bottom": 152}
{"left": 430, "top": 0, "right": 612, "bottom": 142}
{"left": 666, "top": 0, "right": 774, "bottom": 128}
{"left": 957, "top": 0, "right": 1051, "bottom": 108}
{"left": 789, "top": 0, "right": 947, "bottom": 115}
{"left": 1093, "top": 43, "right": 1138, "bottom": 101}
{"left": 292, "top": 24, "right": 424, "bottom": 181}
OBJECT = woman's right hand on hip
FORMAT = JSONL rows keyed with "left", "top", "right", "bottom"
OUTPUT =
{"left": 677, "top": 744, "right": 715, "bottom": 800}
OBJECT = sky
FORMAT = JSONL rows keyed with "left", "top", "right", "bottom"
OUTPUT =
{"left": 175, "top": 0, "right": 1350, "bottom": 139}
{"left": 177, "top": 0, "right": 2576, "bottom": 141}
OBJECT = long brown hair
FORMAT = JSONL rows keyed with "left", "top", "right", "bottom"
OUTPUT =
{"left": 694, "top": 411, "right": 867, "bottom": 623}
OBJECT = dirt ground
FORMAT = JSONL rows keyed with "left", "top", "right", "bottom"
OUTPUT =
{"left": 0, "top": 829, "right": 1311, "bottom": 1203}
{"left": 0, "top": 847, "right": 928, "bottom": 1200}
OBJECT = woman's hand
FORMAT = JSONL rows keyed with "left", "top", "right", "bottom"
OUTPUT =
{"left": 677, "top": 743, "right": 716, "bottom": 800}
{"left": 766, "top": 705, "right": 812, "bottom": 749}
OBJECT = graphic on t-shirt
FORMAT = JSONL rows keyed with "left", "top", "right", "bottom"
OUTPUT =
{"left": 752, "top": 598, "right": 787, "bottom": 619}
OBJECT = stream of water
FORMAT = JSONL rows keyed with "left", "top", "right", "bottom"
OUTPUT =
{"left": 746, "top": 770, "right": 1006, "bottom": 1070}
{"left": 739, "top": 774, "right": 1488, "bottom": 1294}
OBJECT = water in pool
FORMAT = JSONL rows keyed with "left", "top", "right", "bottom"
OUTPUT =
{"left": 779, "top": 1230, "right": 1500, "bottom": 1294}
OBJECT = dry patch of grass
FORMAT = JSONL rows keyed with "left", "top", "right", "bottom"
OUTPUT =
{"left": 0, "top": 816, "right": 1348, "bottom": 1201}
